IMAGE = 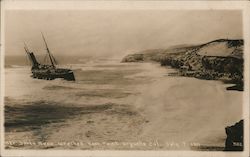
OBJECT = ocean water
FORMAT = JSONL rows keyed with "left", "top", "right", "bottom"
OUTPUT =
{"left": 4, "top": 58, "right": 243, "bottom": 150}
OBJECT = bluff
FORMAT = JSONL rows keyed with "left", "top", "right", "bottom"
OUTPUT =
{"left": 122, "top": 39, "right": 244, "bottom": 90}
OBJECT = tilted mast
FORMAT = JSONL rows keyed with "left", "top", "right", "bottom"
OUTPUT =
{"left": 24, "top": 43, "right": 32, "bottom": 65}
{"left": 24, "top": 42, "right": 31, "bottom": 54}
{"left": 41, "top": 32, "right": 55, "bottom": 68}
{"left": 24, "top": 42, "right": 40, "bottom": 67}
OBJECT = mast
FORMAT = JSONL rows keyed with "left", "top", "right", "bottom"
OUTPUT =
{"left": 24, "top": 44, "right": 31, "bottom": 66}
{"left": 41, "top": 32, "right": 55, "bottom": 68}
{"left": 24, "top": 42, "right": 40, "bottom": 67}
{"left": 24, "top": 42, "right": 30, "bottom": 54}
{"left": 24, "top": 46, "right": 29, "bottom": 54}
{"left": 24, "top": 42, "right": 32, "bottom": 63}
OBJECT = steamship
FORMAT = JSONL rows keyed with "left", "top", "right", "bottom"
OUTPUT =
{"left": 24, "top": 34, "right": 75, "bottom": 81}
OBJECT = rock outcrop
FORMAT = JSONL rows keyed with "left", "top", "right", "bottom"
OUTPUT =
{"left": 122, "top": 54, "right": 144, "bottom": 62}
{"left": 225, "top": 120, "right": 243, "bottom": 151}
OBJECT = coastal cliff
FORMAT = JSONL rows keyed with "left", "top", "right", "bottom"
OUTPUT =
{"left": 122, "top": 39, "right": 244, "bottom": 90}
{"left": 225, "top": 120, "right": 243, "bottom": 151}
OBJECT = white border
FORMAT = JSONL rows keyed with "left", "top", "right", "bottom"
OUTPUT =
{"left": 1, "top": 0, "right": 250, "bottom": 10}
{"left": 0, "top": 1, "right": 249, "bottom": 157}
{"left": 0, "top": 0, "right": 5, "bottom": 156}
{"left": 243, "top": 3, "right": 250, "bottom": 157}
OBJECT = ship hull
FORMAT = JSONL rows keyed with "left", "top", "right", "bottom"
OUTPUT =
{"left": 32, "top": 70, "right": 75, "bottom": 81}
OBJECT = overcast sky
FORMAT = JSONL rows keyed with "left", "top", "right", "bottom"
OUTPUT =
{"left": 5, "top": 10, "right": 242, "bottom": 57}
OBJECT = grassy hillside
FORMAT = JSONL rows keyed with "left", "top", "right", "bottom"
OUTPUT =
{"left": 122, "top": 39, "right": 244, "bottom": 90}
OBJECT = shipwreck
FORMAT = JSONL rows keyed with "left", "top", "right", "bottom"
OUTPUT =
{"left": 24, "top": 34, "right": 75, "bottom": 81}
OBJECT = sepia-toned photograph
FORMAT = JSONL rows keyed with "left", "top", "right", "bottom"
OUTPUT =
{"left": 1, "top": 1, "right": 249, "bottom": 157}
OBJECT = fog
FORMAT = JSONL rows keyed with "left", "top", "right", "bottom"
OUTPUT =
{"left": 5, "top": 10, "right": 242, "bottom": 57}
